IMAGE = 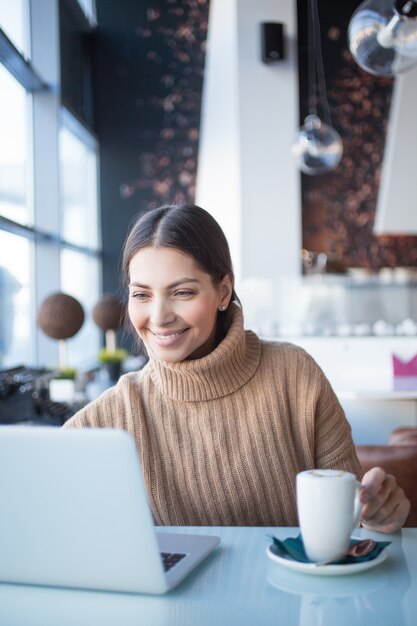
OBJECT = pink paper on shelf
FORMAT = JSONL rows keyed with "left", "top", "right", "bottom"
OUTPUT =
{"left": 392, "top": 355, "right": 417, "bottom": 390}
{"left": 392, "top": 354, "right": 417, "bottom": 376}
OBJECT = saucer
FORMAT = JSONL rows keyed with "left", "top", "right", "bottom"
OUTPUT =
{"left": 266, "top": 544, "right": 388, "bottom": 576}
{"left": 267, "top": 561, "right": 388, "bottom": 596}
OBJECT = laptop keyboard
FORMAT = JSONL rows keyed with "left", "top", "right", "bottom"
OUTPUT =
{"left": 161, "top": 552, "right": 187, "bottom": 572}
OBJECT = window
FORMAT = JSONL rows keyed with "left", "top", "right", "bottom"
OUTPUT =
{"left": 59, "top": 113, "right": 99, "bottom": 249}
{"left": 0, "top": 0, "right": 30, "bottom": 58}
{"left": 0, "top": 64, "right": 31, "bottom": 226}
{"left": 61, "top": 248, "right": 100, "bottom": 367}
{"left": 76, "top": 0, "right": 96, "bottom": 23}
{"left": 59, "top": 110, "right": 101, "bottom": 368}
{"left": 0, "top": 1, "right": 102, "bottom": 370}
{"left": 0, "top": 230, "right": 33, "bottom": 367}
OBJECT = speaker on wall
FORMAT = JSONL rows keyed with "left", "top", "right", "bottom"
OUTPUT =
{"left": 261, "top": 22, "right": 285, "bottom": 63}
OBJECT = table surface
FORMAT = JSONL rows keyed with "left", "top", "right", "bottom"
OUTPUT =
{"left": 0, "top": 526, "right": 416, "bottom": 626}
{"left": 336, "top": 389, "right": 417, "bottom": 400}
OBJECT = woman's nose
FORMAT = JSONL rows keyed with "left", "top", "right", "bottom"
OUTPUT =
{"left": 149, "top": 298, "right": 175, "bottom": 326}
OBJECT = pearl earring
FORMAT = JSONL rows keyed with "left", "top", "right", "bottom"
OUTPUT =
{"left": 220, "top": 305, "right": 226, "bottom": 311}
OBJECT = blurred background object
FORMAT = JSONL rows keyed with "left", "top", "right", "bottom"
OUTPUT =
{"left": 92, "top": 293, "right": 124, "bottom": 352}
{"left": 292, "top": 0, "right": 343, "bottom": 174}
{"left": 348, "top": 0, "right": 417, "bottom": 77}
{"left": 92, "top": 293, "right": 127, "bottom": 382}
{"left": 37, "top": 292, "right": 85, "bottom": 370}
{"left": 0, "top": 266, "right": 21, "bottom": 367}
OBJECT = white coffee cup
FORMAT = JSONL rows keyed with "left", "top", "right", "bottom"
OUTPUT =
{"left": 296, "top": 469, "right": 363, "bottom": 563}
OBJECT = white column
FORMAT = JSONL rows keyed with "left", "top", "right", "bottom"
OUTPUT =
{"left": 195, "top": 0, "right": 242, "bottom": 283}
{"left": 196, "top": 0, "right": 301, "bottom": 333}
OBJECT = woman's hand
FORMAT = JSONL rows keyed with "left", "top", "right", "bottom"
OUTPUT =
{"left": 360, "top": 467, "right": 410, "bottom": 533}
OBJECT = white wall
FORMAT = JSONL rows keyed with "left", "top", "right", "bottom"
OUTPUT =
{"left": 196, "top": 0, "right": 301, "bottom": 331}
{"left": 374, "top": 63, "right": 417, "bottom": 234}
{"left": 277, "top": 335, "right": 417, "bottom": 444}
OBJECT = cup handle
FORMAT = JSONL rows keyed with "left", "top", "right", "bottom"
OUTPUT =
{"left": 353, "top": 480, "right": 363, "bottom": 527}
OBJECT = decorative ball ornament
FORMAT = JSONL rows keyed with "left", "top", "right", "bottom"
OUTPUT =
{"left": 291, "top": 114, "right": 343, "bottom": 175}
{"left": 93, "top": 293, "right": 126, "bottom": 355}
{"left": 37, "top": 292, "right": 85, "bottom": 340}
{"left": 92, "top": 294, "right": 124, "bottom": 331}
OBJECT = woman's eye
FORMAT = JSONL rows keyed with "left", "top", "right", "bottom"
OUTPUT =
{"left": 175, "top": 290, "right": 195, "bottom": 298}
{"left": 131, "top": 292, "right": 149, "bottom": 301}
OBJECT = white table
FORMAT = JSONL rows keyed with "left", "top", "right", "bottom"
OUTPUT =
{"left": 0, "top": 526, "right": 415, "bottom": 626}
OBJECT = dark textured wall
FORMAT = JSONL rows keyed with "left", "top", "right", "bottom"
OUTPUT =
{"left": 297, "top": 0, "right": 417, "bottom": 271}
{"left": 94, "top": 0, "right": 210, "bottom": 298}
{"left": 60, "top": 0, "right": 95, "bottom": 129}
{"left": 94, "top": 0, "right": 415, "bottom": 304}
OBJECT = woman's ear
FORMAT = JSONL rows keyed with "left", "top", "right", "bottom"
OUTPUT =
{"left": 219, "top": 274, "right": 233, "bottom": 310}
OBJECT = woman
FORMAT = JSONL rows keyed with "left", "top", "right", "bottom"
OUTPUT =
{"left": 65, "top": 204, "right": 410, "bottom": 531}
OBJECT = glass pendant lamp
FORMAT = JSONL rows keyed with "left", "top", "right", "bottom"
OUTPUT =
{"left": 348, "top": 0, "right": 417, "bottom": 76}
{"left": 292, "top": 0, "right": 343, "bottom": 175}
{"left": 292, "top": 114, "right": 343, "bottom": 175}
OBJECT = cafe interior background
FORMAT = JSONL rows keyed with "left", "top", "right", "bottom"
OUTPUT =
{"left": 1, "top": 0, "right": 417, "bottom": 444}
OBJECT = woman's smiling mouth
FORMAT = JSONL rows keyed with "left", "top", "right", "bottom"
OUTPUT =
{"left": 149, "top": 328, "right": 190, "bottom": 343}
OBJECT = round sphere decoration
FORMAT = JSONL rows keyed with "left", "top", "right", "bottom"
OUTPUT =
{"left": 348, "top": 0, "right": 417, "bottom": 77}
{"left": 92, "top": 294, "right": 124, "bottom": 331}
{"left": 37, "top": 292, "right": 85, "bottom": 340}
{"left": 291, "top": 114, "right": 343, "bottom": 176}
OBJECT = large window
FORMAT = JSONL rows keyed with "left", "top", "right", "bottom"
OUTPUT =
{"left": 61, "top": 249, "right": 100, "bottom": 366}
{"left": 60, "top": 110, "right": 100, "bottom": 367}
{"left": 0, "top": 3, "right": 33, "bottom": 368}
{"left": 0, "top": 0, "right": 30, "bottom": 58}
{"left": 59, "top": 114, "right": 99, "bottom": 249}
{"left": 0, "top": 1, "right": 101, "bottom": 370}
{"left": 0, "top": 64, "right": 31, "bottom": 226}
{"left": 0, "top": 231, "right": 33, "bottom": 366}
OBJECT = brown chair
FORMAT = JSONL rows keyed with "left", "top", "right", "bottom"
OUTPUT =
{"left": 355, "top": 445, "right": 417, "bottom": 527}
{"left": 388, "top": 427, "right": 417, "bottom": 447}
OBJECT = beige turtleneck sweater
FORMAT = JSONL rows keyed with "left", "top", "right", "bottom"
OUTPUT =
{"left": 64, "top": 306, "right": 362, "bottom": 526}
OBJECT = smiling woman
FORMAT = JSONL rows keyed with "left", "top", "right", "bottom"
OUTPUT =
{"left": 122, "top": 204, "right": 239, "bottom": 355}
{"left": 64, "top": 204, "right": 410, "bottom": 532}
{"left": 128, "top": 246, "right": 232, "bottom": 362}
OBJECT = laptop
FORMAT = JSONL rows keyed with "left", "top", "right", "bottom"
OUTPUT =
{"left": 0, "top": 426, "right": 220, "bottom": 594}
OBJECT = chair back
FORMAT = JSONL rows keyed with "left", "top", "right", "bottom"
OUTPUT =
{"left": 388, "top": 427, "right": 417, "bottom": 446}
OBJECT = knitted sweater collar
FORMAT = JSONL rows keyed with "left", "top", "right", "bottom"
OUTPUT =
{"left": 147, "top": 304, "right": 261, "bottom": 401}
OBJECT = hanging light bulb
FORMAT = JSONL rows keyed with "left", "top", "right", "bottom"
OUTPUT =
{"left": 292, "top": 114, "right": 343, "bottom": 175}
{"left": 348, "top": 0, "right": 417, "bottom": 77}
{"left": 292, "top": 0, "right": 343, "bottom": 175}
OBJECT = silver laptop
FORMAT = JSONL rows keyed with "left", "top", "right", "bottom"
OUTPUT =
{"left": 0, "top": 426, "right": 220, "bottom": 594}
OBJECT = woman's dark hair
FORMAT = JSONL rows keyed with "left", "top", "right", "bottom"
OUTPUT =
{"left": 122, "top": 204, "right": 240, "bottom": 336}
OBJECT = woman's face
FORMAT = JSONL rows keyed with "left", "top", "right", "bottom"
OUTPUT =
{"left": 128, "top": 246, "right": 232, "bottom": 362}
